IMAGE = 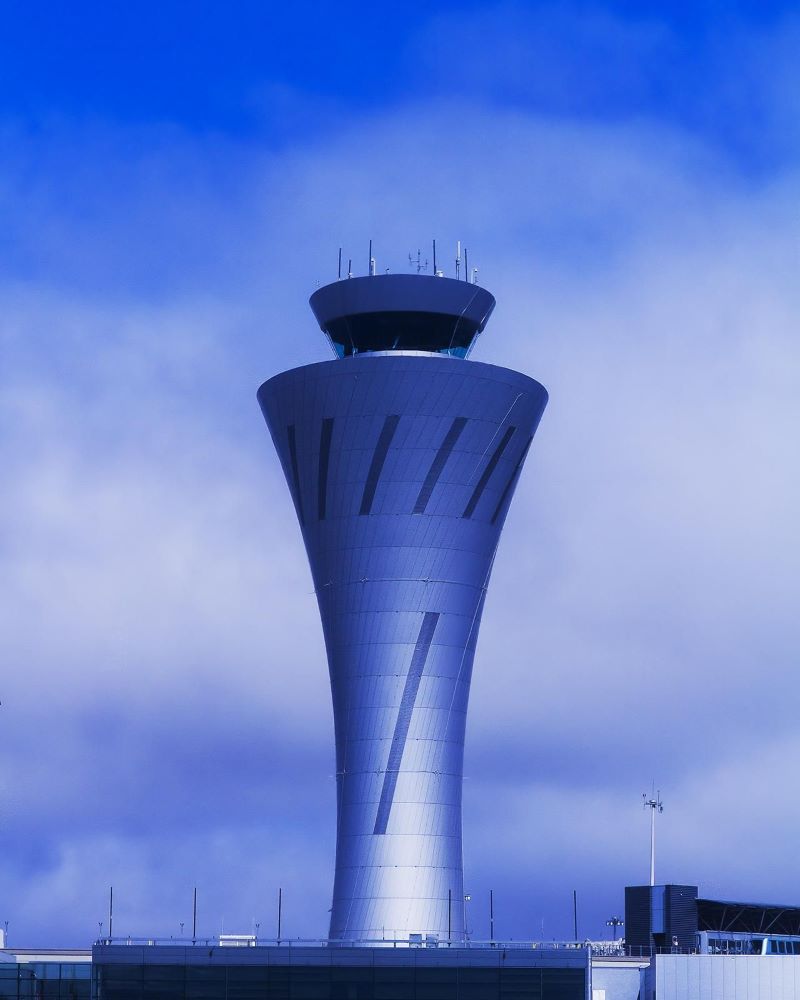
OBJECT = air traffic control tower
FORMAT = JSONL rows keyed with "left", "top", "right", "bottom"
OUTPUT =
{"left": 258, "top": 265, "right": 548, "bottom": 943}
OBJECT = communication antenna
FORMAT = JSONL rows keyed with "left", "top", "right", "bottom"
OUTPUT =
{"left": 471, "top": 267, "right": 478, "bottom": 285}
{"left": 368, "top": 240, "right": 372, "bottom": 276}
{"left": 408, "top": 250, "right": 428, "bottom": 273}
{"left": 455, "top": 241, "right": 461, "bottom": 280}
{"left": 643, "top": 787, "right": 664, "bottom": 887}
{"left": 572, "top": 889, "right": 578, "bottom": 941}
{"left": 338, "top": 248, "right": 342, "bottom": 281}
{"left": 464, "top": 247, "right": 468, "bottom": 281}
{"left": 432, "top": 238, "right": 444, "bottom": 277}
{"left": 347, "top": 258, "right": 352, "bottom": 279}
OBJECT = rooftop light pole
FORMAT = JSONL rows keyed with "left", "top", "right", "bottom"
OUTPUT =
{"left": 643, "top": 789, "right": 664, "bottom": 887}
{"left": 606, "top": 917, "right": 624, "bottom": 941}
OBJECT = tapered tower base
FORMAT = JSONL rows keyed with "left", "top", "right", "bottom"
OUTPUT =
{"left": 259, "top": 339, "right": 546, "bottom": 941}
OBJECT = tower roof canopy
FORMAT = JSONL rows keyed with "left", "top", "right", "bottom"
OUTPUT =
{"left": 310, "top": 273, "right": 495, "bottom": 358}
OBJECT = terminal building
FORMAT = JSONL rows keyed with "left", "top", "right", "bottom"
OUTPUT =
{"left": 625, "top": 884, "right": 800, "bottom": 957}
{"left": 2, "top": 899, "right": 799, "bottom": 1000}
{"left": 1, "top": 942, "right": 591, "bottom": 1000}
{"left": 624, "top": 883, "right": 800, "bottom": 1000}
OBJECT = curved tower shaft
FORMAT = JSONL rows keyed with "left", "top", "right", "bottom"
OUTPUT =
{"left": 258, "top": 273, "right": 547, "bottom": 943}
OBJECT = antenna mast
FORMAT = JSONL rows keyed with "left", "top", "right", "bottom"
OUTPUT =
{"left": 642, "top": 788, "right": 664, "bottom": 887}
{"left": 408, "top": 249, "right": 428, "bottom": 274}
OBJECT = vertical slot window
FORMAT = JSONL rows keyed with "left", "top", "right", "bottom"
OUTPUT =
{"left": 462, "top": 426, "right": 515, "bottom": 519}
{"left": 359, "top": 415, "right": 400, "bottom": 515}
{"left": 373, "top": 611, "right": 440, "bottom": 835}
{"left": 490, "top": 435, "right": 533, "bottom": 525}
{"left": 413, "top": 417, "right": 468, "bottom": 514}
{"left": 318, "top": 418, "right": 334, "bottom": 520}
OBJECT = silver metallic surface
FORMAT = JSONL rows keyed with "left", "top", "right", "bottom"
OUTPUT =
{"left": 258, "top": 350, "right": 547, "bottom": 942}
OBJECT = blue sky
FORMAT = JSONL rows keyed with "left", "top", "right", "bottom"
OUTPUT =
{"left": 1, "top": 1, "right": 799, "bottom": 947}
{"left": 2, "top": 1, "right": 798, "bottom": 163}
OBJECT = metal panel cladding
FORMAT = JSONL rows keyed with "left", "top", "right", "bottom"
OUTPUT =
{"left": 258, "top": 352, "right": 547, "bottom": 943}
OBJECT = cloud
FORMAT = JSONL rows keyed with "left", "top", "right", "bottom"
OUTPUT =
{"left": 0, "top": 72, "right": 798, "bottom": 946}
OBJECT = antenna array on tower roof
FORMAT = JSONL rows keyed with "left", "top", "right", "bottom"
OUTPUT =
{"left": 335, "top": 241, "right": 480, "bottom": 283}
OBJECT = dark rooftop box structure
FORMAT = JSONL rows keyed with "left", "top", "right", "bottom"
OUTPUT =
{"left": 625, "top": 885, "right": 698, "bottom": 952}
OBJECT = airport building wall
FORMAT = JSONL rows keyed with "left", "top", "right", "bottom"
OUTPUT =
{"left": 91, "top": 944, "right": 589, "bottom": 1000}
{"left": 645, "top": 953, "right": 800, "bottom": 1000}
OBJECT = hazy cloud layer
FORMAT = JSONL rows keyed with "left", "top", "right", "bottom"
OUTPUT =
{"left": 1, "top": 9, "right": 799, "bottom": 946}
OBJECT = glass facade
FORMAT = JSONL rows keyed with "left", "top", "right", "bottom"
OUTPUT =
{"left": 92, "top": 949, "right": 589, "bottom": 1000}
{"left": 308, "top": 274, "right": 496, "bottom": 363}
{"left": 0, "top": 962, "right": 90, "bottom": 999}
{"left": 93, "top": 961, "right": 586, "bottom": 1000}
{"left": 323, "top": 311, "right": 479, "bottom": 358}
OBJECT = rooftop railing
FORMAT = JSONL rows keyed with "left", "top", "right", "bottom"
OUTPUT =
{"left": 93, "top": 937, "right": 598, "bottom": 951}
